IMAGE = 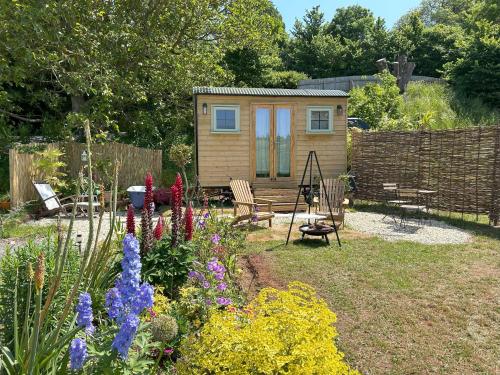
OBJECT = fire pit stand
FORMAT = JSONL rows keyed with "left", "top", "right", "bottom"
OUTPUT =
{"left": 285, "top": 150, "right": 341, "bottom": 247}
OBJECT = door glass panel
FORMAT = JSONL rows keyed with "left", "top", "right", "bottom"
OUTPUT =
{"left": 255, "top": 108, "right": 270, "bottom": 178}
{"left": 275, "top": 108, "right": 291, "bottom": 177}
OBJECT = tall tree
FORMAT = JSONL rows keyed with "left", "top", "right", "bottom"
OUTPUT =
{"left": 444, "top": 0, "right": 500, "bottom": 107}
{"left": 0, "top": 0, "right": 282, "bottom": 146}
{"left": 283, "top": 6, "right": 390, "bottom": 78}
{"left": 327, "top": 6, "right": 390, "bottom": 74}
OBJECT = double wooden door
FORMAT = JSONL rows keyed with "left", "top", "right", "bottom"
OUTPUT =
{"left": 252, "top": 105, "right": 294, "bottom": 182}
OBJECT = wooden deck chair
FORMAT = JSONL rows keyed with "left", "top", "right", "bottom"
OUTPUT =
{"left": 33, "top": 182, "right": 97, "bottom": 217}
{"left": 229, "top": 179, "right": 275, "bottom": 227}
{"left": 316, "top": 178, "right": 346, "bottom": 228}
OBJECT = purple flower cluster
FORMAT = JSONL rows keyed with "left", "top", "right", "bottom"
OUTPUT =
{"left": 105, "top": 234, "right": 154, "bottom": 358}
{"left": 189, "top": 257, "right": 232, "bottom": 306}
{"left": 112, "top": 314, "right": 140, "bottom": 358}
{"left": 211, "top": 234, "right": 221, "bottom": 245}
{"left": 216, "top": 282, "right": 227, "bottom": 292}
{"left": 216, "top": 296, "right": 232, "bottom": 306}
{"left": 251, "top": 204, "right": 259, "bottom": 223}
{"left": 76, "top": 292, "right": 95, "bottom": 335}
{"left": 207, "top": 257, "right": 225, "bottom": 281}
{"left": 69, "top": 338, "right": 88, "bottom": 370}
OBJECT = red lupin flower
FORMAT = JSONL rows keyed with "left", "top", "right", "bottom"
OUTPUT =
{"left": 154, "top": 216, "right": 164, "bottom": 240}
{"left": 126, "top": 204, "right": 135, "bottom": 236}
{"left": 184, "top": 204, "right": 193, "bottom": 241}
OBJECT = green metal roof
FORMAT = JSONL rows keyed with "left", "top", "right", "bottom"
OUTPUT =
{"left": 193, "top": 86, "right": 348, "bottom": 97}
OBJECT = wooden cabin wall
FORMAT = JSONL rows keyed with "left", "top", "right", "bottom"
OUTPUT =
{"left": 196, "top": 95, "right": 347, "bottom": 187}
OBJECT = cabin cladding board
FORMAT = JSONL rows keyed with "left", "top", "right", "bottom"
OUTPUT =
{"left": 196, "top": 95, "right": 347, "bottom": 187}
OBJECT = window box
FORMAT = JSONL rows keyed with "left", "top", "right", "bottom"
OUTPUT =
{"left": 211, "top": 105, "right": 240, "bottom": 133}
{"left": 306, "top": 106, "right": 333, "bottom": 133}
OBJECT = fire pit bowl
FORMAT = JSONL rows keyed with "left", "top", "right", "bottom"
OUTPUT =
{"left": 299, "top": 223, "right": 335, "bottom": 244}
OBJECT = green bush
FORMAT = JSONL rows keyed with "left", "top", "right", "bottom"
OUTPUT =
{"left": 142, "top": 236, "right": 196, "bottom": 298}
{"left": 0, "top": 237, "right": 80, "bottom": 347}
{"left": 348, "top": 71, "right": 402, "bottom": 129}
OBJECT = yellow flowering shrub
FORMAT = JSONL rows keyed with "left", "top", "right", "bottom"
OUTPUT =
{"left": 177, "top": 282, "right": 360, "bottom": 374}
{"left": 151, "top": 286, "right": 171, "bottom": 316}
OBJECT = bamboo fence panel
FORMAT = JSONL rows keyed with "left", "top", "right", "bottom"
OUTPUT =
{"left": 10, "top": 142, "right": 162, "bottom": 207}
{"left": 351, "top": 126, "right": 500, "bottom": 222}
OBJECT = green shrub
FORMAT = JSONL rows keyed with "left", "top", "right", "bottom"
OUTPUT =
{"left": 142, "top": 236, "right": 196, "bottom": 298}
{"left": 348, "top": 71, "right": 402, "bottom": 129}
{"left": 33, "top": 147, "right": 67, "bottom": 192}
{"left": 0, "top": 237, "right": 80, "bottom": 347}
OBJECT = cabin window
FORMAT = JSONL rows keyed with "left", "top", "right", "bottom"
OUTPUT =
{"left": 306, "top": 106, "right": 333, "bottom": 133}
{"left": 211, "top": 105, "right": 240, "bottom": 132}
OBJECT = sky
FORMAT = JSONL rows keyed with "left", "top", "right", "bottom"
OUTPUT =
{"left": 272, "top": 0, "right": 421, "bottom": 31}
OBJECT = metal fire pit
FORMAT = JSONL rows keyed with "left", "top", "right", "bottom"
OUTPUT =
{"left": 299, "top": 224, "right": 335, "bottom": 245}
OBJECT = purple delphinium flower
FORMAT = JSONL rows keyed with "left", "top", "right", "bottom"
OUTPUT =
{"left": 211, "top": 234, "right": 221, "bottom": 245}
{"left": 202, "top": 280, "right": 210, "bottom": 289}
{"left": 131, "top": 283, "right": 154, "bottom": 314}
{"left": 76, "top": 292, "right": 94, "bottom": 335}
{"left": 203, "top": 212, "right": 210, "bottom": 219}
{"left": 119, "top": 234, "right": 142, "bottom": 305}
{"left": 216, "top": 297, "right": 232, "bottom": 306}
{"left": 198, "top": 220, "right": 206, "bottom": 229}
{"left": 69, "top": 338, "right": 88, "bottom": 370}
{"left": 105, "top": 287, "right": 123, "bottom": 321}
{"left": 112, "top": 313, "right": 140, "bottom": 359}
{"left": 216, "top": 282, "right": 227, "bottom": 291}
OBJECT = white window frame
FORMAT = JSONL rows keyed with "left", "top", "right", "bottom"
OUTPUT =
{"left": 306, "top": 106, "right": 334, "bottom": 133}
{"left": 211, "top": 105, "right": 240, "bottom": 133}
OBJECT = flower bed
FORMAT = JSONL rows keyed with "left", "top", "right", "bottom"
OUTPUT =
{"left": 0, "top": 139, "right": 359, "bottom": 374}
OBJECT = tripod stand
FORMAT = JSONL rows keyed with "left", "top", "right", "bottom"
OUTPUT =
{"left": 285, "top": 151, "right": 341, "bottom": 247}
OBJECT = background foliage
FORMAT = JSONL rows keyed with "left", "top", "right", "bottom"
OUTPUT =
{"left": 0, "top": 0, "right": 498, "bottom": 194}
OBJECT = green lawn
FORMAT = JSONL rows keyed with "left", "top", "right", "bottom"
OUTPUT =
{"left": 240, "top": 212, "right": 500, "bottom": 374}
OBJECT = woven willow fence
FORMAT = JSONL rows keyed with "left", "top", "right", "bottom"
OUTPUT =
{"left": 351, "top": 126, "right": 500, "bottom": 222}
{"left": 10, "top": 142, "right": 162, "bottom": 207}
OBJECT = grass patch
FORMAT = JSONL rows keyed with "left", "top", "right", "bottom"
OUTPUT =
{"left": 0, "top": 208, "right": 57, "bottom": 239}
{"left": 1, "top": 223, "right": 57, "bottom": 239}
{"left": 241, "top": 212, "right": 500, "bottom": 374}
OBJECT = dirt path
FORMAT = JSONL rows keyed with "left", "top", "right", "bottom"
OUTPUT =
{"left": 238, "top": 253, "right": 286, "bottom": 299}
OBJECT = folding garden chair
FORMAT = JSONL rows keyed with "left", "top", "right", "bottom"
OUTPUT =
{"left": 33, "top": 182, "right": 98, "bottom": 217}
{"left": 397, "top": 188, "right": 426, "bottom": 227}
